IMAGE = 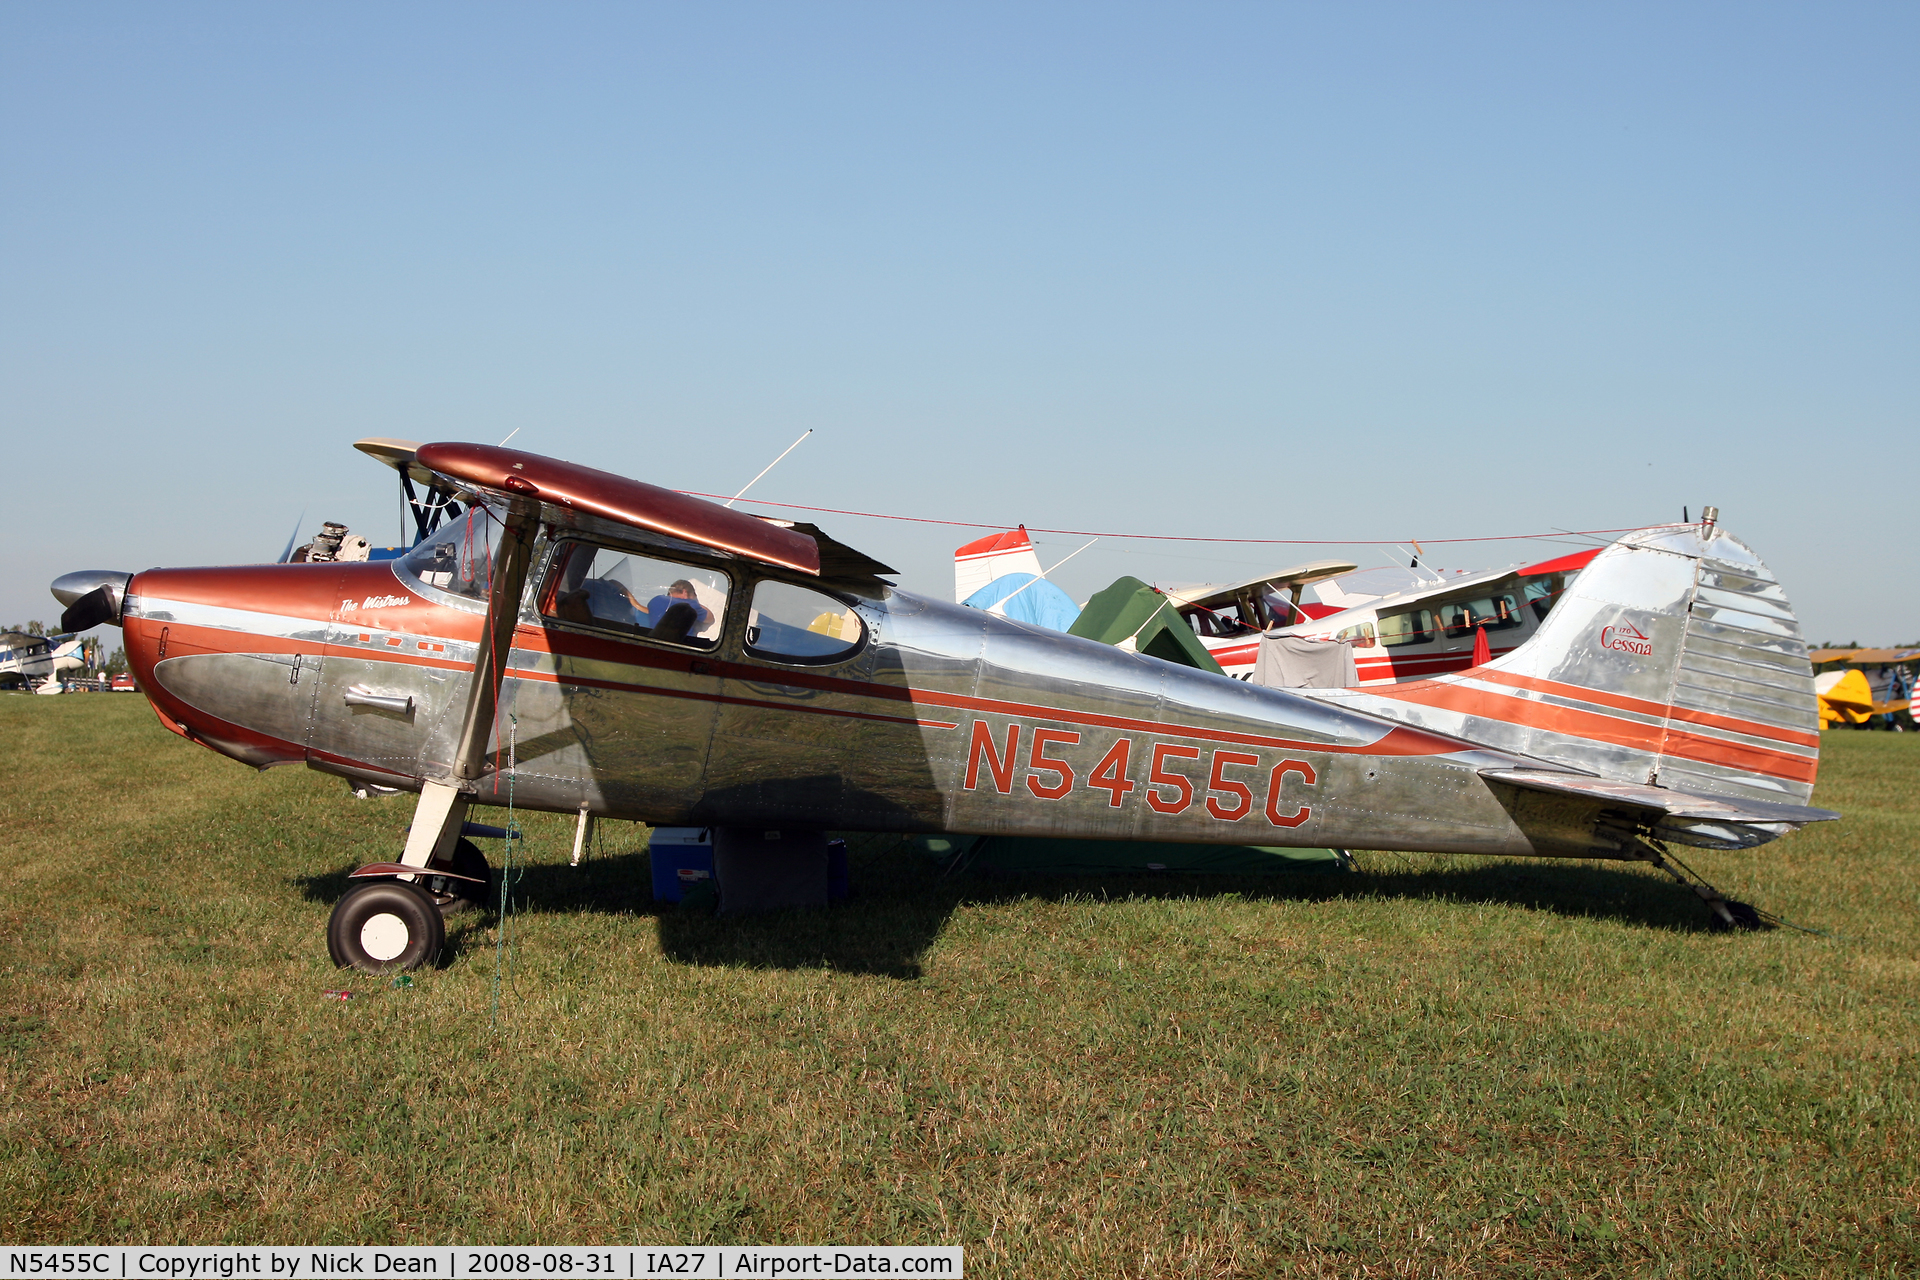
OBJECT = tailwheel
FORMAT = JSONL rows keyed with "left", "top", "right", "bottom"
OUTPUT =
{"left": 426, "top": 838, "right": 493, "bottom": 915}
{"left": 328, "top": 878, "right": 446, "bottom": 973}
{"left": 1632, "top": 836, "right": 1773, "bottom": 934}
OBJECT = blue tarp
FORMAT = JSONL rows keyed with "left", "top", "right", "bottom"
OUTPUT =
{"left": 962, "top": 572, "right": 1082, "bottom": 633}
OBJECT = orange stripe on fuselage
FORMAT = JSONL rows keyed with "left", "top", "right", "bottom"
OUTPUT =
{"left": 1363, "top": 679, "right": 1816, "bottom": 782}
{"left": 1468, "top": 669, "right": 1819, "bottom": 749}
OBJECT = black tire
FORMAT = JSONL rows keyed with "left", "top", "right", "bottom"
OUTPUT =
{"left": 1706, "top": 899, "right": 1768, "bottom": 933}
{"left": 327, "top": 879, "right": 446, "bottom": 973}
{"left": 427, "top": 838, "right": 493, "bottom": 914}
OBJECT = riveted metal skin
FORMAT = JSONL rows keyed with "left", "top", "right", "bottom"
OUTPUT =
{"left": 1303, "top": 523, "right": 1821, "bottom": 808}
{"left": 111, "top": 498, "right": 1832, "bottom": 863}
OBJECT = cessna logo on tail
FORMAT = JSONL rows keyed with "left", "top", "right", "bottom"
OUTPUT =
{"left": 1600, "top": 619, "right": 1653, "bottom": 656}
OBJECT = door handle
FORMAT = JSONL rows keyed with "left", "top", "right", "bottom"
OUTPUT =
{"left": 343, "top": 686, "right": 415, "bottom": 715}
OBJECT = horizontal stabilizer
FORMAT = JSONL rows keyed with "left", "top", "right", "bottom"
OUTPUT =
{"left": 1482, "top": 767, "right": 1837, "bottom": 849}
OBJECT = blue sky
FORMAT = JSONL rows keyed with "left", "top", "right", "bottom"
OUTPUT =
{"left": 4, "top": 2, "right": 1913, "bottom": 644}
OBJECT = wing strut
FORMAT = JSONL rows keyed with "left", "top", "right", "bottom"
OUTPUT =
{"left": 455, "top": 501, "right": 540, "bottom": 781}
{"left": 396, "top": 499, "right": 541, "bottom": 871}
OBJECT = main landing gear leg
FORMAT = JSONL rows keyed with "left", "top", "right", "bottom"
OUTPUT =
{"left": 328, "top": 780, "right": 473, "bottom": 974}
{"left": 1631, "top": 837, "right": 1766, "bottom": 932}
{"left": 324, "top": 491, "right": 539, "bottom": 975}
{"left": 399, "top": 780, "right": 473, "bottom": 872}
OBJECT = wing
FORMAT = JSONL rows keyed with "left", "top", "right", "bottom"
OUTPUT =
{"left": 413, "top": 442, "right": 824, "bottom": 577}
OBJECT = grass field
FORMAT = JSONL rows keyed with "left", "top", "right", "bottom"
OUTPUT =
{"left": 2, "top": 695, "right": 1916, "bottom": 1276}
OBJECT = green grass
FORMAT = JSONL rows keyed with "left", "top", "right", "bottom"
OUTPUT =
{"left": 2, "top": 695, "right": 1916, "bottom": 1276}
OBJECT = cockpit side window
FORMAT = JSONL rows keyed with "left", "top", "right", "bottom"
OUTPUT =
{"left": 744, "top": 580, "right": 866, "bottom": 664}
{"left": 540, "top": 541, "right": 730, "bottom": 649}
{"left": 1378, "top": 608, "right": 1435, "bottom": 648}
{"left": 1440, "top": 593, "right": 1526, "bottom": 638}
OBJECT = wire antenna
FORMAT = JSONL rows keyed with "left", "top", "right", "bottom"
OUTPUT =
{"left": 725, "top": 429, "right": 813, "bottom": 508}
{"left": 986, "top": 538, "right": 1099, "bottom": 614}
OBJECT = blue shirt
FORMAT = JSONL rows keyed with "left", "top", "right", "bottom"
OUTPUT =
{"left": 646, "top": 593, "right": 711, "bottom": 635}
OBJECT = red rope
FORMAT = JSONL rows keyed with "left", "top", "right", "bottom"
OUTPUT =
{"left": 673, "top": 489, "right": 1643, "bottom": 547}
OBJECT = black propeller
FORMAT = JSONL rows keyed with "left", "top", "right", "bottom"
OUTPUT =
{"left": 60, "top": 585, "right": 120, "bottom": 635}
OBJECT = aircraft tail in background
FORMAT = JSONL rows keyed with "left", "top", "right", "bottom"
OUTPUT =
{"left": 954, "top": 526, "right": 1043, "bottom": 602}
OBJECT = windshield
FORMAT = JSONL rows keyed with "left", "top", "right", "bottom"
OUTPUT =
{"left": 395, "top": 506, "right": 506, "bottom": 606}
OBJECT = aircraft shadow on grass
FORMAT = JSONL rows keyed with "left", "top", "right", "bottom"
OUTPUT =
{"left": 295, "top": 846, "right": 1736, "bottom": 980}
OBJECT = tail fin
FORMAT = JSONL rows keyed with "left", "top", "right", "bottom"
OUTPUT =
{"left": 954, "top": 526, "right": 1043, "bottom": 602}
{"left": 1319, "top": 520, "right": 1821, "bottom": 805}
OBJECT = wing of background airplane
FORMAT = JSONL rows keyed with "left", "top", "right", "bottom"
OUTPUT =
{"left": 1161, "top": 561, "right": 1359, "bottom": 616}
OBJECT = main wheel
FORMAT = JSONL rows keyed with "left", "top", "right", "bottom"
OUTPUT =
{"left": 426, "top": 838, "right": 493, "bottom": 914}
{"left": 327, "top": 879, "right": 446, "bottom": 973}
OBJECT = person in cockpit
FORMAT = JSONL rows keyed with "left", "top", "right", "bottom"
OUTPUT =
{"left": 554, "top": 550, "right": 644, "bottom": 631}
{"left": 645, "top": 579, "right": 712, "bottom": 643}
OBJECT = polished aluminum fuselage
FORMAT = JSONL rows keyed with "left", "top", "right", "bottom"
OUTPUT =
{"left": 121, "top": 528, "right": 1624, "bottom": 860}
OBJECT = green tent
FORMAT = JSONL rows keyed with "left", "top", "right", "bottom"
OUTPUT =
{"left": 1068, "top": 576, "right": 1224, "bottom": 674}
{"left": 917, "top": 834, "right": 1346, "bottom": 876}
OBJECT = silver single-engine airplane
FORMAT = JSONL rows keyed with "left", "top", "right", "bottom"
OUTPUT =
{"left": 51, "top": 442, "right": 1834, "bottom": 972}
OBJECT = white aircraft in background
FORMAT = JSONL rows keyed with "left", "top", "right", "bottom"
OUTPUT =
{"left": 0, "top": 632, "right": 86, "bottom": 694}
{"left": 950, "top": 525, "right": 1603, "bottom": 688}
{"left": 1171, "top": 548, "right": 1600, "bottom": 683}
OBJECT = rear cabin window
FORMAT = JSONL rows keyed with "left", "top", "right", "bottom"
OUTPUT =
{"left": 543, "top": 543, "right": 729, "bottom": 649}
{"left": 1378, "top": 609, "right": 1434, "bottom": 648}
{"left": 1440, "top": 594, "right": 1525, "bottom": 639}
{"left": 745, "top": 581, "right": 866, "bottom": 663}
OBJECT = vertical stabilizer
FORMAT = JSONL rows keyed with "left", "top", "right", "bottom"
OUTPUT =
{"left": 1305, "top": 521, "right": 1820, "bottom": 805}
{"left": 954, "top": 526, "right": 1043, "bottom": 602}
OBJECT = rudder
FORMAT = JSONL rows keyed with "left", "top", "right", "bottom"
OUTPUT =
{"left": 1314, "top": 519, "right": 1821, "bottom": 805}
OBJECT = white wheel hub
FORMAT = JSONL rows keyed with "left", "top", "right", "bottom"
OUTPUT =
{"left": 360, "top": 912, "right": 410, "bottom": 962}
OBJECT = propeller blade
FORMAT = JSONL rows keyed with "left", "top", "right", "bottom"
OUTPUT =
{"left": 60, "top": 586, "right": 119, "bottom": 634}
{"left": 278, "top": 510, "right": 307, "bottom": 564}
